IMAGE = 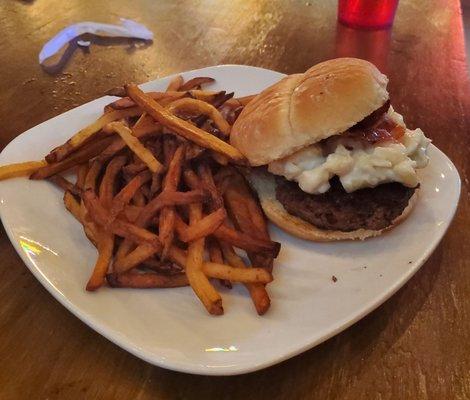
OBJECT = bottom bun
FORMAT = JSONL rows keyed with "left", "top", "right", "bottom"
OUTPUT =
{"left": 246, "top": 169, "right": 419, "bottom": 242}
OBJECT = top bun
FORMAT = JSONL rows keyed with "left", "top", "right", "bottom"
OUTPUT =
{"left": 230, "top": 58, "right": 389, "bottom": 166}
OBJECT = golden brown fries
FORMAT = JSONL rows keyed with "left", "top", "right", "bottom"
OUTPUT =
{"left": 1, "top": 74, "right": 281, "bottom": 316}
{"left": 107, "top": 271, "right": 189, "bottom": 288}
{"left": 0, "top": 160, "right": 47, "bottom": 181}
{"left": 166, "top": 98, "right": 231, "bottom": 136}
{"left": 166, "top": 75, "right": 184, "bottom": 91}
{"left": 108, "top": 122, "right": 164, "bottom": 174}
{"left": 31, "top": 137, "right": 114, "bottom": 179}
{"left": 46, "top": 107, "right": 142, "bottom": 163}
{"left": 179, "top": 77, "right": 215, "bottom": 91}
{"left": 185, "top": 202, "right": 223, "bottom": 315}
{"left": 219, "top": 241, "right": 271, "bottom": 315}
{"left": 125, "top": 84, "right": 245, "bottom": 163}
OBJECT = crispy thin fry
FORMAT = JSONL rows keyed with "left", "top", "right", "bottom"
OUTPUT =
{"left": 99, "top": 118, "right": 160, "bottom": 163}
{"left": 49, "top": 174, "right": 80, "bottom": 196}
{"left": 123, "top": 205, "right": 144, "bottom": 222}
{"left": 99, "top": 155, "right": 127, "bottom": 207}
{"left": 110, "top": 170, "right": 151, "bottom": 218}
{"left": 221, "top": 168, "right": 273, "bottom": 271}
{"left": 166, "top": 75, "right": 184, "bottom": 91}
{"left": 108, "top": 122, "right": 164, "bottom": 174}
{"left": 46, "top": 107, "right": 142, "bottom": 163}
{"left": 159, "top": 144, "right": 185, "bottom": 259}
{"left": 207, "top": 237, "right": 231, "bottom": 288}
{"left": 107, "top": 271, "right": 188, "bottom": 288}
{"left": 76, "top": 163, "right": 89, "bottom": 190}
{"left": 132, "top": 187, "right": 146, "bottom": 206}
{"left": 166, "top": 98, "right": 231, "bottom": 136}
{"left": 186, "top": 202, "right": 223, "bottom": 315}
{"left": 79, "top": 160, "right": 102, "bottom": 245}
{"left": 141, "top": 258, "right": 183, "bottom": 275}
{"left": 125, "top": 84, "right": 245, "bottom": 163}
{"left": 175, "top": 208, "right": 226, "bottom": 242}
{"left": 0, "top": 160, "right": 47, "bottom": 181}
{"left": 31, "top": 137, "right": 114, "bottom": 180}
{"left": 213, "top": 225, "right": 280, "bottom": 257}
{"left": 63, "top": 191, "right": 82, "bottom": 223}
{"left": 184, "top": 168, "right": 222, "bottom": 210}
{"left": 197, "top": 162, "right": 224, "bottom": 210}
{"left": 107, "top": 92, "right": 189, "bottom": 110}
{"left": 136, "top": 189, "right": 207, "bottom": 228}
{"left": 202, "top": 262, "right": 272, "bottom": 284}
{"left": 114, "top": 243, "right": 155, "bottom": 272}
{"left": 168, "top": 245, "right": 269, "bottom": 283}
{"left": 83, "top": 190, "right": 161, "bottom": 249}
{"left": 86, "top": 232, "right": 114, "bottom": 291}
{"left": 219, "top": 242, "right": 271, "bottom": 315}
{"left": 179, "top": 77, "right": 215, "bottom": 91}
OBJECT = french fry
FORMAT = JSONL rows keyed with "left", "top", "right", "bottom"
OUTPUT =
{"left": 125, "top": 84, "right": 245, "bottom": 163}
{"left": 135, "top": 189, "right": 207, "bottom": 228}
{"left": 123, "top": 205, "right": 144, "bottom": 222}
{"left": 113, "top": 189, "right": 207, "bottom": 272}
{"left": 168, "top": 245, "right": 270, "bottom": 283}
{"left": 207, "top": 237, "right": 231, "bottom": 288}
{"left": 108, "top": 122, "right": 164, "bottom": 174}
{"left": 184, "top": 167, "right": 223, "bottom": 211}
{"left": 31, "top": 136, "right": 114, "bottom": 180}
{"left": 159, "top": 144, "right": 185, "bottom": 259}
{"left": 107, "top": 91, "right": 189, "bottom": 110}
{"left": 166, "top": 75, "right": 184, "bottom": 91}
{"left": 197, "top": 162, "right": 224, "bottom": 210}
{"left": 107, "top": 271, "right": 189, "bottom": 288}
{"left": 213, "top": 224, "right": 280, "bottom": 257}
{"left": 166, "top": 98, "right": 231, "bottom": 136}
{"left": 86, "top": 232, "right": 114, "bottom": 291}
{"left": 46, "top": 107, "right": 142, "bottom": 163}
{"left": 63, "top": 191, "right": 82, "bottom": 223}
{"left": 76, "top": 163, "right": 90, "bottom": 191}
{"left": 202, "top": 262, "right": 272, "bottom": 284}
{"left": 80, "top": 160, "right": 103, "bottom": 245}
{"left": 99, "top": 155, "right": 127, "bottom": 207}
{"left": 83, "top": 190, "right": 161, "bottom": 250}
{"left": 141, "top": 258, "right": 183, "bottom": 275}
{"left": 110, "top": 170, "right": 151, "bottom": 218}
{"left": 175, "top": 208, "right": 226, "bottom": 242}
{"left": 49, "top": 174, "right": 80, "bottom": 196}
{"left": 185, "top": 202, "right": 223, "bottom": 315}
{"left": 113, "top": 242, "right": 156, "bottom": 272}
{"left": 179, "top": 77, "right": 215, "bottom": 91}
{"left": 219, "top": 242, "right": 271, "bottom": 315}
{"left": 0, "top": 160, "right": 47, "bottom": 181}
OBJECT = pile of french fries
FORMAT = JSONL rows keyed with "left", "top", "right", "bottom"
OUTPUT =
{"left": 0, "top": 75, "right": 280, "bottom": 315}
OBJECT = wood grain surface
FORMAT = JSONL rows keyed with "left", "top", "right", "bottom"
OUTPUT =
{"left": 0, "top": 0, "right": 469, "bottom": 399}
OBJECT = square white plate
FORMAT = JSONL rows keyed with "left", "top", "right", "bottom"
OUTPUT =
{"left": 0, "top": 65, "right": 460, "bottom": 376}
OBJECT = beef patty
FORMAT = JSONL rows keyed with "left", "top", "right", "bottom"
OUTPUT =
{"left": 276, "top": 177, "right": 416, "bottom": 232}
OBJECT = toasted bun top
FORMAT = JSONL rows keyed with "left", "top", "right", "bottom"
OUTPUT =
{"left": 230, "top": 58, "right": 389, "bottom": 166}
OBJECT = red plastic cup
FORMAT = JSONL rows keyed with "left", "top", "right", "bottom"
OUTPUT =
{"left": 338, "top": 0, "right": 399, "bottom": 30}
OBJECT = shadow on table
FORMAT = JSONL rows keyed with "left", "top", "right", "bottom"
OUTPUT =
{"left": 40, "top": 34, "right": 153, "bottom": 75}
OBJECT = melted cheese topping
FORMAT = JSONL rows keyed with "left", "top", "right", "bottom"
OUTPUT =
{"left": 268, "top": 109, "right": 431, "bottom": 194}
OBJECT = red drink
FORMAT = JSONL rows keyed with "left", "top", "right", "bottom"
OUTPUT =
{"left": 338, "top": 0, "right": 399, "bottom": 30}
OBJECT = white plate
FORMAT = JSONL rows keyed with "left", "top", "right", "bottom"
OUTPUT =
{"left": 0, "top": 65, "right": 461, "bottom": 376}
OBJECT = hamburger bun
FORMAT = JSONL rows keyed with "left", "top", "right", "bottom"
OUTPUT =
{"left": 230, "top": 58, "right": 389, "bottom": 166}
{"left": 246, "top": 169, "right": 419, "bottom": 242}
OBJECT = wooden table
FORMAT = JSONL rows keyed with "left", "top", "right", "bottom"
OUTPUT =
{"left": 0, "top": 1, "right": 468, "bottom": 399}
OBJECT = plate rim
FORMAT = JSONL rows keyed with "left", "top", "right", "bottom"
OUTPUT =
{"left": 0, "top": 64, "right": 462, "bottom": 375}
